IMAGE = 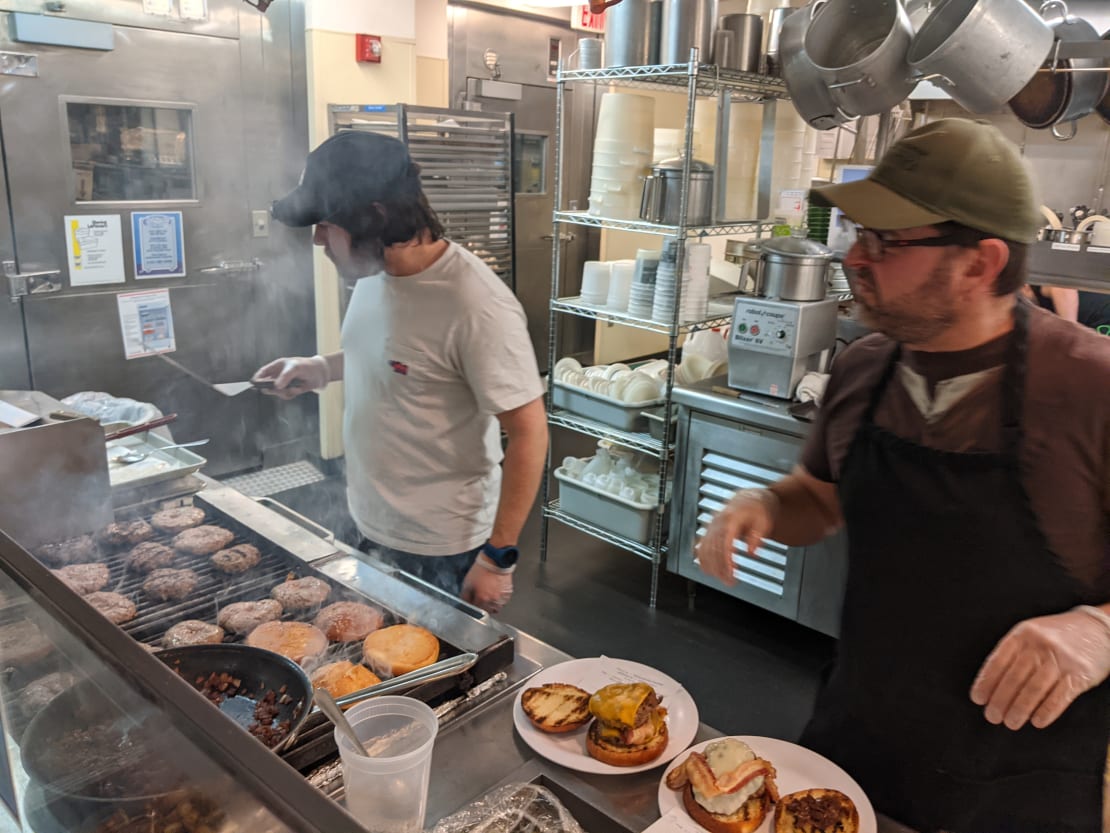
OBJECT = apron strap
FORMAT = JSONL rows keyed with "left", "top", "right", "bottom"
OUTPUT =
{"left": 862, "top": 343, "right": 901, "bottom": 424}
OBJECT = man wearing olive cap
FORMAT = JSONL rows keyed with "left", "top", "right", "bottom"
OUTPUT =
{"left": 698, "top": 119, "right": 1110, "bottom": 832}
{"left": 254, "top": 131, "right": 547, "bottom": 615}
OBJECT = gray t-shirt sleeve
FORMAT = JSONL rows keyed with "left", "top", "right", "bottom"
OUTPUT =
{"left": 458, "top": 298, "right": 545, "bottom": 415}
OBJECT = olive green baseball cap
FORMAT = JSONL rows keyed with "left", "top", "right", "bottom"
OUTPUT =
{"left": 810, "top": 118, "right": 1042, "bottom": 244}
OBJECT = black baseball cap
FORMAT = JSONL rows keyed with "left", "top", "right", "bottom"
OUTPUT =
{"left": 271, "top": 131, "right": 418, "bottom": 227}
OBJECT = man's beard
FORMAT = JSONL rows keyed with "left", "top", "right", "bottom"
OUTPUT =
{"left": 329, "top": 237, "right": 386, "bottom": 280}
{"left": 849, "top": 259, "right": 959, "bottom": 345}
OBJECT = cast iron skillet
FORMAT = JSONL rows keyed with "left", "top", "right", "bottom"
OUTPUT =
{"left": 156, "top": 643, "right": 313, "bottom": 753}
{"left": 22, "top": 679, "right": 188, "bottom": 830}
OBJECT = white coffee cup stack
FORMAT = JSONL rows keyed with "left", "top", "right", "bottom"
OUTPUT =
{"left": 628, "top": 249, "right": 660, "bottom": 319}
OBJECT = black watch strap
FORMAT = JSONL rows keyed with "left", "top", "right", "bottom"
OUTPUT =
{"left": 480, "top": 541, "right": 519, "bottom": 569}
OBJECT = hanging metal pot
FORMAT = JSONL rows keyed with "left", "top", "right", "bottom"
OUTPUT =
{"left": 803, "top": 0, "right": 917, "bottom": 117}
{"left": 778, "top": 3, "right": 855, "bottom": 130}
{"left": 1009, "top": 1, "right": 1109, "bottom": 139}
{"left": 906, "top": 0, "right": 1054, "bottom": 114}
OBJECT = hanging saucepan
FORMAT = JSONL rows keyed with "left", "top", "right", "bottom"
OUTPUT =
{"left": 1097, "top": 27, "right": 1110, "bottom": 126}
{"left": 1009, "top": 1, "right": 1109, "bottom": 140}
{"left": 803, "top": 0, "right": 917, "bottom": 117}
{"left": 778, "top": 2, "right": 855, "bottom": 130}
{"left": 906, "top": 0, "right": 1054, "bottom": 114}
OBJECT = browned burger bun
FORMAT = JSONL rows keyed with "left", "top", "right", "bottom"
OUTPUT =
{"left": 585, "top": 682, "right": 669, "bottom": 767}
{"left": 311, "top": 660, "right": 382, "bottom": 703}
{"left": 362, "top": 624, "right": 439, "bottom": 677}
{"left": 774, "top": 789, "right": 858, "bottom": 833}
{"left": 666, "top": 739, "right": 780, "bottom": 833}
{"left": 520, "top": 683, "right": 591, "bottom": 734}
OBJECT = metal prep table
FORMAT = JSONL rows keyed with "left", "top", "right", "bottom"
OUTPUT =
{"left": 667, "top": 375, "right": 849, "bottom": 637}
{"left": 418, "top": 610, "right": 916, "bottom": 833}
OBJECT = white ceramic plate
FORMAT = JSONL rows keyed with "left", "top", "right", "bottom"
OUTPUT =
{"left": 512, "top": 657, "right": 699, "bottom": 775}
{"left": 657, "top": 736, "right": 877, "bottom": 833}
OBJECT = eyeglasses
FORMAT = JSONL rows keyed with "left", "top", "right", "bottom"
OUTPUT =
{"left": 853, "top": 227, "right": 968, "bottom": 262}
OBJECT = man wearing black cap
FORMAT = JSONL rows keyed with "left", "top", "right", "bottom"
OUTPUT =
{"left": 697, "top": 119, "right": 1110, "bottom": 832}
{"left": 256, "top": 131, "right": 547, "bottom": 614}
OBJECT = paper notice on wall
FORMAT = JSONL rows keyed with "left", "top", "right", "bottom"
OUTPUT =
{"left": 64, "top": 215, "right": 126, "bottom": 286}
{"left": 142, "top": 0, "right": 174, "bottom": 15}
{"left": 179, "top": 0, "right": 208, "bottom": 20}
{"left": 132, "top": 211, "right": 186, "bottom": 279}
{"left": 117, "top": 289, "right": 176, "bottom": 360}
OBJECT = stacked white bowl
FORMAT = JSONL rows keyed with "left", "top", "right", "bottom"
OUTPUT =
{"left": 652, "top": 240, "right": 712, "bottom": 323}
{"left": 589, "top": 93, "right": 655, "bottom": 220}
{"left": 651, "top": 239, "right": 681, "bottom": 323}
{"left": 580, "top": 261, "right": 611, "bottom": 306}
{"left": 629, "top": 249, "right": 660, "bottom": 319}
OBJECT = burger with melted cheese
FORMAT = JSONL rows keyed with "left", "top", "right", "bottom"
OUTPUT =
{"left": 585, "top": 682, "right": 668, "bottom": 766}
{"left": 665, "top": 738, "right": 779, "bottom": 833}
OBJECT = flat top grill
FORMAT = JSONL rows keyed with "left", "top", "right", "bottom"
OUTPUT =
{"left": 5, "top": 496, "right": 514, "bottom": 774}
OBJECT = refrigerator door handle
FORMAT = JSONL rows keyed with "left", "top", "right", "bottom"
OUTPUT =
{"left": 4, "top": 260, "right": 61, "bottom": 302}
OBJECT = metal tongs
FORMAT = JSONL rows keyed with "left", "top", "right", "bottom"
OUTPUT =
{"left": 333, "top": 652, "right": 479, "bottom": 709}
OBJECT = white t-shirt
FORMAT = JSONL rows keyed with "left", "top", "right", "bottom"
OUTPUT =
{"left": 341, "top": 241, "right": 543, "bottom": 555}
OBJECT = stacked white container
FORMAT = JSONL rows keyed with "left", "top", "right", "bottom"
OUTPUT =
{"left": 589, "top": 93, "right": 655, "bottom": 220}
{"left": 651, "top": 239, "right": 680, "bottom": 322}
{"left": 628, "top": 249, "right": 660, "bottom": 318}
{"left": 606, "top": 260, "right": 636, "bottom": 312}
{"left": 580, "top": 261, "right": 611, "bottom": 306}
{"left": 681, "top": 242, "right": 711, "bottom": 322}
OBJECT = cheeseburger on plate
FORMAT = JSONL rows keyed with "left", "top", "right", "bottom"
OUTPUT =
{"left": 586, "top": 682, "right": 668, "bottom": 766}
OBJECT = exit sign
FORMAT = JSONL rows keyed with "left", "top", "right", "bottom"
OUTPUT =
{"left": 571, "top": 6, "right": 605, "bottom": 33}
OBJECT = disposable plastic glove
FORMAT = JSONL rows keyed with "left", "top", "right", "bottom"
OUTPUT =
{"left": 695, "top": 488, "right": 780, "bottom": 586}
{"left": 970, "top": 605, "right": 1110, "bottom": 730}
{"left": 253, "top": 355, "right": 330, "bottom": 400}
{"left": 461, "top": 554, "right": 514, "bottom": 614}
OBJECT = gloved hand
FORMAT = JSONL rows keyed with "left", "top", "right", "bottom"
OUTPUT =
{"left": 695, "top": 489, "right": 780, "bottom": 587}
{"left": 253, "top": 355, "right": 330, "bottom": 400}
{"left": 970, "top": 605, "right": 1110, "bottom": 730}
{"left": 461, "top": 554, "right": 514, "bottom": 614}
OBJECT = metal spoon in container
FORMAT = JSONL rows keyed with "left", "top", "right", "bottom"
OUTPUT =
{"left": 117, "top": 439, "right": 210, "bottom": 464}
{"left": 315, "top": 688, "right": 370, "bottom": 757}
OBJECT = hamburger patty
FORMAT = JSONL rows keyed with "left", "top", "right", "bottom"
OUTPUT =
{"left": 0, "top": 620, "right": 53, "bottom": 664}
{"left": 98, "top": 520, "right": 155, "bottom": 548}
{"left": 172, "top": 525, "right": 235, "bottom": 556}
{"left": 150, "top": 506, "right": 206, "bottom": 534}
{"left": 270, "top": 577, "right": 331, "bottom": 610}
{"left": 143, "top": 568, "right": 198, "bottom": 602}
{"left": 23, "top": 671, "right": 79, "bottom": 716}
{"left": 86, "top": 592, "right": 138, "bottom": 625}
{"left": 216, "top": 599, "right": 283, "bottom": 635}
{"left": 313, "top": 601, "right": 384, "bottom": 642}
{"left": 210, "top": 543, "right": 261, "bottom": 575}
{"left": 52, "top": 563, "right": 110, "bottom": 595}
{"left": 126, "top": 542, "right": 176, "bottom": 573}
{"left": 36, "top": 534, "right": 99, "bottom": 567}
{"left": 163, "top": 620, "right": 225, "bottom": 648}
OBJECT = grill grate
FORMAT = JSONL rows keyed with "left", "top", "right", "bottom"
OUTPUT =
{"left": 6, "top": 499, "right": 514, "bottom": 773}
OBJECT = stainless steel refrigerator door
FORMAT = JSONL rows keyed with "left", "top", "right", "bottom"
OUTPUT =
{"left": 0, "top": 16, "right": 262, "bottom": 473}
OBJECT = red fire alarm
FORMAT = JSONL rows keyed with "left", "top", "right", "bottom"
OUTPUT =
{"left": 356, "top": 34, "right": 382, "bottom": 63}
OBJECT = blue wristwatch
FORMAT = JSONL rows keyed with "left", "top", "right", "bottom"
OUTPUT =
{"left": 480, "top": 541, "right": 520, "bottom": 569}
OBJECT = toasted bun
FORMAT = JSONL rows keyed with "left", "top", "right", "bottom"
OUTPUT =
{"left": 246, "top": 621, "right": 328, "bottom": 665}
{"left": 683, "top": 784, "right": 769, "bottom": 833}
{"left": 774, "top": 789, "right": 858, "bottom": 833}
{"left": 521, "top": 683, "right": 591, "bottom": 733}
{"left": 585, "top": 718, "right": 668, "bottom": 767}
{"left": 311, "top": 660, "right": 382, "bottom": 704}
{"left": 362, "top": 624, "right": 439, "bottom": 677}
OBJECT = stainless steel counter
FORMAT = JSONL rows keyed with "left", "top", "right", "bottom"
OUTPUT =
{"left": 671, "top": 375, "right": 812, "bottom": 439}
{"left": 420, "top": 622, "right": 915, "bottom": 833}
